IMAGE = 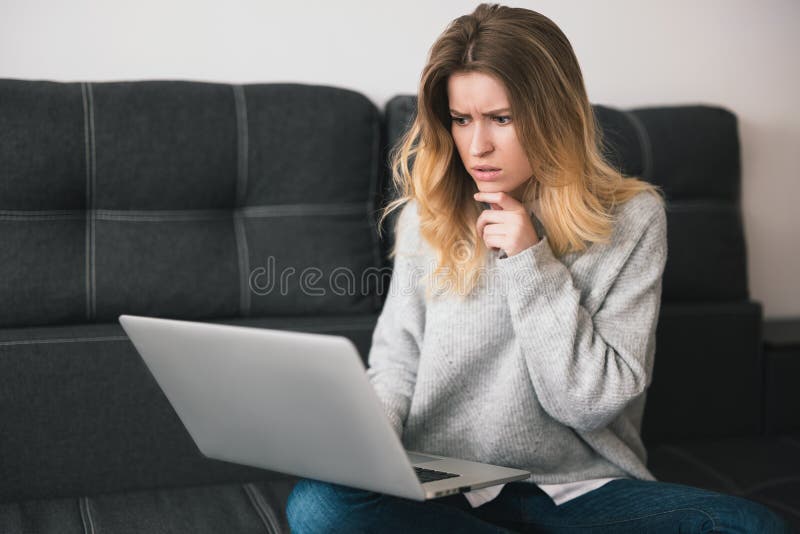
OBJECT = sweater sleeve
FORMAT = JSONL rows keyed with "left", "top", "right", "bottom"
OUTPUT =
{"left": 495, "top": 197, "right": 668, "bottom": 432}
{"left": 365, "top": 202, "right": 426, "bottom": 438}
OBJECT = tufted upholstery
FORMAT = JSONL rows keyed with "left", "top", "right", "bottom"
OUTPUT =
{"left": 0, "top": 80, "right": 384, "bottom": 327}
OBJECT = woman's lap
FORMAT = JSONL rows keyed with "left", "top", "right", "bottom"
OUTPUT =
{"left": 285, "top": 477, "right": 514, "bottom": 533}
{"left": 286, "top": 477, "right": 793, "bottom": 533}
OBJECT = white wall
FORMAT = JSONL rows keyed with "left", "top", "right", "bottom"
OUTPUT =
{"left": 1, "top": 0, "right": 798, "bottom": 318}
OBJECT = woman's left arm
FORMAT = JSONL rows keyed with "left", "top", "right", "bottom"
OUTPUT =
{"left": 496, "top": 203, "right": 668, "bottom": 433}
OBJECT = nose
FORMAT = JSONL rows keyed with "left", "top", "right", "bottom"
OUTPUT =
{"left": 470, "top": 121, "right": 493, "bottom": 158}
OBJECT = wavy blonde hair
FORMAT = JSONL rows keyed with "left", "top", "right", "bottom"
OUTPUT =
{"left": 378, "top": 3, "right": 664, "bottom": 300}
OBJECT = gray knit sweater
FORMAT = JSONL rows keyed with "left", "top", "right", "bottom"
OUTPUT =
{"left": 366, "top": 191, "right": 668, "bottom": 484}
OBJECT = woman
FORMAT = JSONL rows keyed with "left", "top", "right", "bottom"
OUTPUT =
{"left": 286, "top": 4, "right": 792, "bottom": 533}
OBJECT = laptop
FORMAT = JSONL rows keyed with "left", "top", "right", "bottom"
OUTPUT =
{"left": 118, "top": 314, "right": 531, "bottom": 501}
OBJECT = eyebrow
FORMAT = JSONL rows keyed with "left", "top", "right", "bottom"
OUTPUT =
{"left": 449, "top": 107, "right": 511, "bottom": 116}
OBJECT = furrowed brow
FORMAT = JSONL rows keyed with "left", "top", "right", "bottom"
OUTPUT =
{"left": 449, "top": 107, "right": 511, "bottom": 117}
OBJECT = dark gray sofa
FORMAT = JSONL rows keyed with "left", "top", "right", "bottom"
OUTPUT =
{"left": 0, "top": 79, "right": 796, "bottom": 532}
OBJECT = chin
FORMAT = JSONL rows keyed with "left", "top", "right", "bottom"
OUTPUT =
{"left": 475, "top": 183, "right": 504, "bottom": 192}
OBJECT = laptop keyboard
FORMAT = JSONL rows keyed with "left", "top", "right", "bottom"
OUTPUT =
{"left": 414, "top": 466, "right": 461, "bottom": 483}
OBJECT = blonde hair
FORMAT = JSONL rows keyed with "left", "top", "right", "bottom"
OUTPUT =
{"left": 378, "top": 3, "right": 664, "bottom": 300}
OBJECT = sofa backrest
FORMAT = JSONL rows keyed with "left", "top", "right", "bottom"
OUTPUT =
{"left": 0, "top": 79, "right": 386, "bottom": 328}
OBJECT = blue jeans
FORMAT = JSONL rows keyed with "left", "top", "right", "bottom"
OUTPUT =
{"left": 286, "top": 477, "right": 794, "bottom": 533}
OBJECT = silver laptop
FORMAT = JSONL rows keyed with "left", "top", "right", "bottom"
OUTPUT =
{"left": 118, "top": 314, "right": 530, "bottom": 501}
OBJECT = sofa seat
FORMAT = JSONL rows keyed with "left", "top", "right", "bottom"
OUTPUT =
{"left": 0, "top": 478, "right": 298, "bottom": 534}
{"left": 648, "top": 434, "right": 800, "bottom": 530}
{"left": 11, "top": 431, "right": 798, "bottom": 534}
{"left": 0, "top": 315, "right": 377, "bottom": 515}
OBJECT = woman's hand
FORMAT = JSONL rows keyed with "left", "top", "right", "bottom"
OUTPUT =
{"left": 474, "top": 191, "right": 540, "bottom": 257}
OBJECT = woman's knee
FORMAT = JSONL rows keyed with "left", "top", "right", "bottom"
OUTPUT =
{"left": 699, "top": 494, "right": 791, "bottom": 533}
{"left": 728, "top": 496, "right": 792, "bottom": 533}
{"left": 286, "top": 478, "right": 382, "bottom": 533}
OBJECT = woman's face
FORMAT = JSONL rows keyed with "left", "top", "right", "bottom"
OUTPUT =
{"left": 447, "top": 71, "right": 533, "bottom": 202}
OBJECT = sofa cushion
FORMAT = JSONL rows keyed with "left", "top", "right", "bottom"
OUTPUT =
{"left": 0, "top": 81, "right": 87, "bottom": 210}
{"left": 763, "top": 320, "right": 800, "bottom": 435}
{"left": 642, "top": 301, "right": 764, "bottom": 445}
{"left": 592, "top": 105, "right": 741, "bottom": 202}
{"left": 0, "top": 315, "right": 377, "bottom": 503}
{"left": 648, "top": 434, "right": 800, "bottom": 531}
{"left": 0, "top": 79, "right": 385, "bottom": 328}
{"left": 0, "top": 479, "right": 297, "bottom": 534}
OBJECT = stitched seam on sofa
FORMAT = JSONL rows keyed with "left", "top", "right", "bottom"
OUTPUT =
{"left": 0, "top": 210, "right": 85, "bottom": 220}
{"left": 240, "top": 203, "right": 365, "bottom": 217}
{"left": 81, "top": 82, "right": 98, "bottom": 321}
{"left": 91, "top": 121, "right": 97, "bottom": 322}
{"left": 0, "top": 323, "right": 375, "bottom": 346}
{"left": 234, "top": 211, "right": 251, "bottom": 316}
{"left": 366, "top": 109, "right": 383, "bottom": 312}
{"left": 92, "top": 205, "right": 367, "bottom": 220}
{"left": 233, "top": 84, "right": 252, "bottom": 317}
{"left": 233, "top": 84, "right": 249, "bottom": 207}
{"left": 659, "top": 445, "right": 742, "bottom": 494}
{"left": 81, "top": 83, "right": 92, "bottom": 321}
{"left": 623, "top": 110, "right": 653, "bottom": 183}
{"left": 78, "top": 497, "right": 96, "bottom": 534}
{"left": 0, "top": 209, "right": 229, "bottom": 219}
{"left": 243, "top": 483, "right": 279, "bottom": 534}
{"left": 0, "top": 335, "right": 129, "bottom": 346}
{"left": 89, "top": 83, "right": 97, "bottom": 321}
{"left": 0, "top": 215, "right": 84, "bottom": 221}
{"left": 94, "top": 209, "right": 232, "bottom": 221}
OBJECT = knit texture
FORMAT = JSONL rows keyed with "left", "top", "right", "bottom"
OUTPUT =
{"left": 366, "top": 191, "right": 668, "bottom": 484}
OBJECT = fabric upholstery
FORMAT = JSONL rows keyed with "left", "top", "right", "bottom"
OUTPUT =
{"left": 763, "top": 321, "right": 800, "bottom": 434}
{"left": 0, "top": 481, "right": 297, "bottom": 534}
{"left": 648, "top": 435, "right": 800, "bottom": 529}
{"left": 0, "top": 80, "right": 384, "bottom": 328}
{"left": 642, "top": 301, "right": 763, "bottom": 444}
{"left": 0, "top": 315, "right": 376, "bottom": 504}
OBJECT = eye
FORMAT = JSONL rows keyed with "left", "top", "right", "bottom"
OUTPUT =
{"left": 494, "top": 115, "right": 512, "bottom": 125}
{"left": 450, "top": 115, "right": 468, "bottom": 126}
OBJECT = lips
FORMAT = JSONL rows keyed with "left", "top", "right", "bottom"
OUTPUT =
{"left": 472, "top": 165, "right": 501, "bottom": 181}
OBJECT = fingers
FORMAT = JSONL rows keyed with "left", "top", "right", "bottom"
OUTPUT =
{"left": 473, "top": 191, "right": 523, "bottom": 211}
{"left": 476, "top": 208, "right": 510, "bottom": 238}
{"left": 482, "top": 235, "right": 506, "bottom": 251}
{"left": 473, "top": 191, "right": 540, "bottom": 256}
